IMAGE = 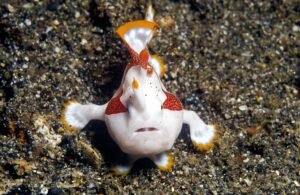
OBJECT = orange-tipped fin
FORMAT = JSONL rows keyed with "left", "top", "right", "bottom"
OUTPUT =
{"left": 192, "top": 124, "right": 218, "bottom": 152}
{"left": 116, "top": 20, "right": 158, "bottom": 55}
{"left": 152, "top": 153, "right": 174, "bottom": 171}
{"left": 60, "top": 100, "right": 80, "bottom": 133}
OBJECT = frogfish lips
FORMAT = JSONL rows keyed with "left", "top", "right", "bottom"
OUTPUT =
{"left": 135, "top": 127, "right": 158, "bottom": 132}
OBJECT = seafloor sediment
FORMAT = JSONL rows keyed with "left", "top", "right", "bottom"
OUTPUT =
{"left": 0, "top": 0, "right": 299, "bottom": 194}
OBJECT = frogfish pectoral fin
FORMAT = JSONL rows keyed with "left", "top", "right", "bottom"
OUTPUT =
{"left": 183, "top": 110, "right": 218, "bottom": 152}
{"left": 61, "top": 100, "right": 107, "bottom": 131}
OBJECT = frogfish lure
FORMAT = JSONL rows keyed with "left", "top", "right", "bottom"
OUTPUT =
{"left": 61, "top": 3, "right": 217, "bottom": 175}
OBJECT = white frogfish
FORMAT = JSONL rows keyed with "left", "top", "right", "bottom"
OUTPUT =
{"left": 61, "top": 3, "right": 217, "bottom": 175}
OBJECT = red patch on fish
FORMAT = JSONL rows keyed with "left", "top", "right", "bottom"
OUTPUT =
{"left": 163, "top": 91, "right": 183, "bottom": 111}
{"left": 127, "top": 47, "right": 149, "bottom": 70}
{"left": 105, "top": 91, "right": 127, "bottom": 115}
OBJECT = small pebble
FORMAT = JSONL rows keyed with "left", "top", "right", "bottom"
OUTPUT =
{"left": 23, "top": 3, "right": 33, "bottom": 9}
{"left": 6, "top": 4, "right": 16, "bottom": 13}
{"left": 81, "top": 39, "right": 88, "bottom": 45}
{"left": 88, "top": 183, "right": 95, "bottom": 189}
{"left": 25, "top": 19, "right": 32, "bottom": 26}
{"left": 292, "top": 25, "right": 300, "bottom": 32}
{"left": 40, "top": 187, "right": 48, "bottom": 195}
{"left": 52, "top": 20, "right": 60, "bottom": 26}
{"left": 54, "top": 47, "right": 60, "bottom": 53}
{"left": 243, "top": 158, "right": 249, "bottom": 163}
{"left": 75, "top": 11, "right": 80, "bottom": 18}
{"left": 239, "top": 105, "right": 248, "bottom": 111}
{"left": 244, "top": 178, "right": 252, "bottom": 186}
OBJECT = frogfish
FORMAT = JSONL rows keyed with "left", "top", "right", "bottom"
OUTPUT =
{"left": 61, "top": 3, "right": 217, "bottom": 175}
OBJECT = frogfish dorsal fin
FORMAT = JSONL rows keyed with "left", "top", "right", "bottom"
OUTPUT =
{"left": 116, "top": 20, "right": 157, "bottom": 55}
{"left": 116, "top": 3, "right": 157, "bottom": 56}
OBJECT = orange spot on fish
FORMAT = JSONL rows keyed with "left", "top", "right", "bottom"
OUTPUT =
{"left": 132, "top": 78, "right": 139, "bottom": 89}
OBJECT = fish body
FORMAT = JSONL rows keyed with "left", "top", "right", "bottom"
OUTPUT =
{"left": 61, "top": 3, "right": 217, "bottom": 174}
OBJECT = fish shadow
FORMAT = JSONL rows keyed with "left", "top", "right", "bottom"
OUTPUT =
{"left": 84, "top": 120, "right": 125, "bottom": 165}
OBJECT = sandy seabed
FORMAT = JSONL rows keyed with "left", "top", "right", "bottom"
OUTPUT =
{"left": 0, "top": 0, "right": 299, "bottom": 194}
